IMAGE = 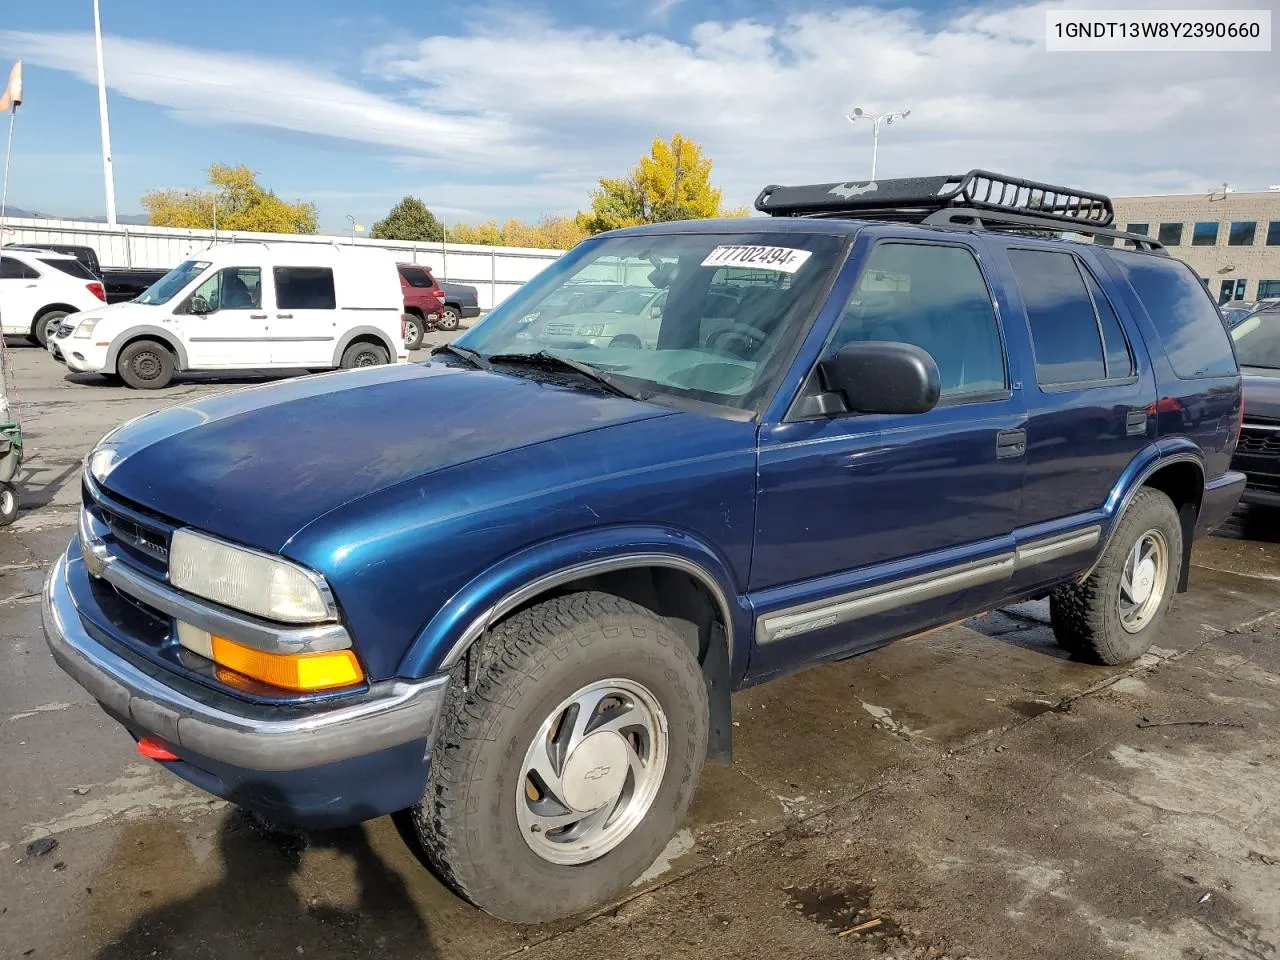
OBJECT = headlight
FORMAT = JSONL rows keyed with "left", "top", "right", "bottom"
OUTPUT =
{"left": 169, "top": 529, "right": 333, "bottom": 623}
{"left": 73, "top": 318, "right": 100, "bottom": 339}
{"left": 577, "top": 324, "right": 608, "bottom": 336}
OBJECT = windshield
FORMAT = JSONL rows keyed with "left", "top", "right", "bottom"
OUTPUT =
{"left": 455, "top": 232, "right": 848, "bottom": 414}
{"left": 1232, "top": 309, "right": 1280, "bottom": 369}
{"left": 136, "top": 260, "right": 211, "bottom": 305}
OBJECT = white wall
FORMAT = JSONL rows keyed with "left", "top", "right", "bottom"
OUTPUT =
{"left": 0, "top": 217, "right": 566, "bottom": 310}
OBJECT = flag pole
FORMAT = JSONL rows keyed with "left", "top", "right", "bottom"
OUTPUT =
{"left": 93, "top": 0, "right": 118, "bottom": 226}
{"left": 0, "top": 105, "right": 15, "bottom": 229}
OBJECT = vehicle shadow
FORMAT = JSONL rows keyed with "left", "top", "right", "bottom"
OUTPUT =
{"left": 62, "top": 369, "right": 318, "bottom": 390}
{"left": 8, "top": 458, "right": 80, "bottom": 510}
{"left": 95, "top": 802, "right": 439, "bottom": 960}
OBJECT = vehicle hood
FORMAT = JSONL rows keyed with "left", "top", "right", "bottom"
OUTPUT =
{"left": 93, "top": 362, "right": 675, "bottom": 551}
{"left": 69, "top": 299, "right": 163, "bottom": 321}
{"left": 1242, "top": 366, "right": 1280, "bottom": 421}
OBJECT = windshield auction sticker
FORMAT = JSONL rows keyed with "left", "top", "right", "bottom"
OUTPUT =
{"left": 701, "top": 245, "right": 813, "bottom": 274}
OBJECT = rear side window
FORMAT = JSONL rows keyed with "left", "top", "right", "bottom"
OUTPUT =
{"left": 274, "top": 267, "right": 336, "bottom": 310}
{"left": 39, "top": 257, "right": 95, "bottom": 280}
{"left": 1079, "top": 265, "right": 1134, "bottom": 378}
{"left": 1007, "top": 249, "right": 1108, "bottom": 386}
{"left": 398, "top": 265, "right": 435, "bottom": 288}
{"left": 0, "top": 257, "right": 39, "bottom": 279}
{"left": 1108, "top": 250, "right": 1238, "bottom": 379}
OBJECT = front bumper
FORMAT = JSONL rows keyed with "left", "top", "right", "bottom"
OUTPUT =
{"left": 43, "top": 551, "right": 447, "bottom": 776}
{"left": 51, "top": 335, "right": 105, "bottom": 372}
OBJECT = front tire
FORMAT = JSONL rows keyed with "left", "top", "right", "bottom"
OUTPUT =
{"left": 340, "top": 341, "right": 390, "bottom": 369}
{"left": 116, "top": 340, "right": 175, "bottom": 390}
{"left": 410, "top": 592, "right": 709, "bottom": 924}
{"left": 1050, "top": 488, "right": 1183, "bottom": 665}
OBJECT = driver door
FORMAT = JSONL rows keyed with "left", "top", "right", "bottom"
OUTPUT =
{"left": 178, "top": 266, "right": 270, "bottom": 367}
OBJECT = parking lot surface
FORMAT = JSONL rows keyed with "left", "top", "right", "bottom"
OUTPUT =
{"left": 2, "top": 337, "right": 1279, "bottom": 960}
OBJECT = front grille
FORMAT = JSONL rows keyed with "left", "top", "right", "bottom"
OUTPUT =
{"left": 1238, "top": 426, "right": 1280, "bottom": 457}
{"left": 57, "top": 322, "right": 75, "bottom": 338}
{"left": 103, "top": 509, "right": 170, "bottom": 563}
{"left": 84, "top": 479, "right": 175, "bottom": 577}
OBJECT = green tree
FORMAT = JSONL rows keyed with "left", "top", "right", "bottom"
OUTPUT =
{"left": 370, "top": 196, "right": 445, "bottom": 242}
{"left": 141, "top": 164, "right": 318, "bottom": 234}
{"left": 580, "top": 134, "right": 734, "bottom": 234}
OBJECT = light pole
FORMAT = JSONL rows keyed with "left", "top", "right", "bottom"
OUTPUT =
{"left": 92, "top": 0, "right": 118, "bottom": 226}
{"left": 346, "top": 215, "right": 364, "bottom": 244}
{"left": 846, "top": 106, "right": 911, "bottom": 181}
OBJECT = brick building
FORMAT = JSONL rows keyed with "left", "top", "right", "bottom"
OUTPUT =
{"left": 1100, "top": 189, "right": 1280, "bottom": 305}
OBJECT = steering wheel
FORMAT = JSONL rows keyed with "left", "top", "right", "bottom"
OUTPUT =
{"left": 707, "top": 321, "right": 771, "bottom": 358}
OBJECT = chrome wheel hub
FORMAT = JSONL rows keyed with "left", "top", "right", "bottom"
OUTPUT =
{"left": 516, "top": 678, "right": 668, "bottom": 866}
{"left": 1119, "top": 529, "right": 1168, "bottom": 633}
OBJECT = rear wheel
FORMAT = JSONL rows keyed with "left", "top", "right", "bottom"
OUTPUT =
{"left": 0, "top": 482, "right": 17, "bottom": 526}
{"left": 34, "top": 310, "right": 70, "bottom": 349}
{"left": 403, "top": 314, "right": 425, "bottom": 351}
{"left": 439, "top": 306, "right": 461, "bottom": 331}
{"left": 340, "top": 341, "right": 390, "bottom": 369}
{"left": 1050, "top": 487, "right": 1183, "bottom": 665}
{"left": 117, "top": 340, "right": 175, "bottom": 390}
{"left": 409, "top": 592, "right": 709, "bottom": 923}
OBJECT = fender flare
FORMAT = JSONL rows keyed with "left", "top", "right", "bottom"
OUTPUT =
{"left": 105, "top": 327, "right": 191, "bottom": 371}
{"left": 332, "top": 325, "right": 397, "bottom": 366}
{"left": 397, "top": 525, "right": 747, "bottom": 680}
{"left": 1081, "top": 441, "right": 1204, "bottom": 584}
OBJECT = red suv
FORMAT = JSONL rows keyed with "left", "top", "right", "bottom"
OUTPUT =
{"left": 397, "top": 263, "right": 444, "bottom": 350}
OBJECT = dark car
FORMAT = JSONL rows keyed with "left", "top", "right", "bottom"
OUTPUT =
{"left": 1229, "top": 307, "right": 1280, "bottom": 507}
{"left": 437, "top": 278, "right": 479, "bottom": 330}
{"left": 43, "top": 170, "right": 1244, "bottom": 924}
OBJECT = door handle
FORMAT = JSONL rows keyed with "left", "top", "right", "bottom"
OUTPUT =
{"left": 276, "top": 313, "right": 293, "bottom": 319}
{"left": 250, "top": 313, "right": 267, "bottom": 319}
{"left": 1125, "top": 408, "right": 1148, "bottom": 436}
{"left": 996, "top": 428, "right": 1027, "bottom": 459}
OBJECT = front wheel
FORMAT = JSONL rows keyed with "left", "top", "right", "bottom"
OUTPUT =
{"left": 117, "top": 340, "right": 175, "bottom": 390}
{"left": 409, "top": 592, "right": 709, "bottom": 923}
{"left": 0, "top": 482, "right": 18, "bottom": 526}
{"left": 1050, "top": 487, "right": 1183, "bottom": 665}
{"left": 340, "top": 342, "right": 390, "bottom": 369}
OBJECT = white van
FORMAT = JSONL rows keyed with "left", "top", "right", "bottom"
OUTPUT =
{"left": 49, "top": 242, "right": 407, "bottom": 389}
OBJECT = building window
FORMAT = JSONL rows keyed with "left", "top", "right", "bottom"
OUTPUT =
{"left": 1158, "top": 222, "right": 1183, "bottom": 246}
{"left": 1219, "top": 280, "right": 1234, "bottom": 304}
{"left": 1268, "top": 222, "right": 1280, "bottom": 246}
{"left": 1258, "top": 280, "right": 1280, "bottom": 300}
{"left": 1229, "top": 221, "right": 1257, "bottom": 246}
{"left": 1235, "top": 279, "right": 1247, "bottom": 301}
{"left": 1126, "top": 223, "right": 1150, "bottom": 236}
{"left": 1191, "top": 222, "right": 1219, "bottom": 246}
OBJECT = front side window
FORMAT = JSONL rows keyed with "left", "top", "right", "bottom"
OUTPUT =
{"left": 275, "top": 267, "right": 336, "bottom": 310}
{"left": 1158, "top": 223, "right": 1183, "bottom": 246}
{"left": 188, "top": 267, "right": 262, "bottom": 312}
{"left": 1007, "top": 249, "right": 1107, "bottom": 386}
{"left": 457, "top": 231, "right": 848, "bottom": 414}
{"left": 136, "top": 260, "right": 211, "bottom": 305}
{"left": 1192, "top": 221, "right": 1219, "bottom": 246}
{"left": 1229, "top": 221, "right": 1256, "bottom": 246}
{"left": 824, "top": 242, "right": 1006, "bottom": 401}
{"left": 1109, "top": 249, "right": 1238, "bottom": 379}
{"left": 0, "top": 256, "right": 38, "bottom": 280}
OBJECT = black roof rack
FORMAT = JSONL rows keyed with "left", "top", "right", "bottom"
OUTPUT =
{"left": 755, "top": 169, "right": 1165, "bottom": 253}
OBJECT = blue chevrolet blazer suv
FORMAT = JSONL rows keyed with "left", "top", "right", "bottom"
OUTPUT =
{"left": 44, "top": 171, "right": 1245, "bottom": 922}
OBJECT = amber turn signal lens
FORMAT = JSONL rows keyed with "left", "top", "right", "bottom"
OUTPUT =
{"left": 209, "top": 635, "right": 364, "bottom": 692}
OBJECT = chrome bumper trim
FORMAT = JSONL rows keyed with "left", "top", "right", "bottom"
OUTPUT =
{"left": 43, "top": 554, "right": 446, "bottom": 772}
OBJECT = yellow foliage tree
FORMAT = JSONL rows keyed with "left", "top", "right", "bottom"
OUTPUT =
{"left": 142, "top": 164, "right": 318, "bottom": 234}
{"left": 447, "top": 214, "right": 588, "bottom": 250}
{"left": 579, "top": 134, "right": 742, "bottom": 234}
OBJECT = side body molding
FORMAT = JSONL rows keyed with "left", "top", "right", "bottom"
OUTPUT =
{"left": 398, "top": 525, "right": 749, "bottom": 682}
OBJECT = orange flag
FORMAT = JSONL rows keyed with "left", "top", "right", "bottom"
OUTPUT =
{"left": 0, "top": 61, "right": 23, "bottom": 113}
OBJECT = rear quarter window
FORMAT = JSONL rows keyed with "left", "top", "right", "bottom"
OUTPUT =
{"left": 1106, "top": 250, "right": 1238, "bottom": 379}
{"left": 39, "top": 258, "right": 96, "bottom": 280}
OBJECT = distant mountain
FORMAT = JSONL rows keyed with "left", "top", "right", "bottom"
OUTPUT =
{"left": 2, "top": 205, "right": 149, "bottom": 224}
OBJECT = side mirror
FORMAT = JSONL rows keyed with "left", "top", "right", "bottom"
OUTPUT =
{"left": 189, "top": 295, "right": 213, "bottom": 315}
{"left": 818, "top": 341, "right": 940, "bottom": 415}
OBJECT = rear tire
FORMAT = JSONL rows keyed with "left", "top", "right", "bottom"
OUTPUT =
{"left": 34, "top": 310, "right": 69, "bottom": 349}
{"left": 409, "top": 592, "right": 709, "bottom": 924}
{"left": 340, "top": 342, "right": 390, "bottom": 369}
{"left": 439, "top": 306, "right": 461, "bottom": 331}
{"left": 0, "top": 482, "right": 17, "bottom": 526}
{"left": 1050, "top": 487, "right": 1183, "bottom": 665}
{"left": 403, "top": 314, "right": 425, "bottom": 351}
{"left": 117, "top": 340, "right": 175, "bottom": 390}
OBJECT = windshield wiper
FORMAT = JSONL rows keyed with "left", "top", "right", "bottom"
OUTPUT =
{"left": 431, "top": 343, "right": 492, "bottom": 371}
{"left": 487, "top": 351, "right": 648, "bottom": 401}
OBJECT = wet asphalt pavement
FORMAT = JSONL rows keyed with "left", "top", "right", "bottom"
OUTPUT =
{"left": 2, "top": 336, "right": 1279, "bottom": 960}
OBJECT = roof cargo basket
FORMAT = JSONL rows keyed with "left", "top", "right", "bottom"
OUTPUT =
{"left": 755, "top": 169, "right": 1165, "bottom": 252}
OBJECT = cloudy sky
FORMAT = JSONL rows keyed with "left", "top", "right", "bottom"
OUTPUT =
{"left": 0, "top": 0, "right": 1275, "bottom": 232}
